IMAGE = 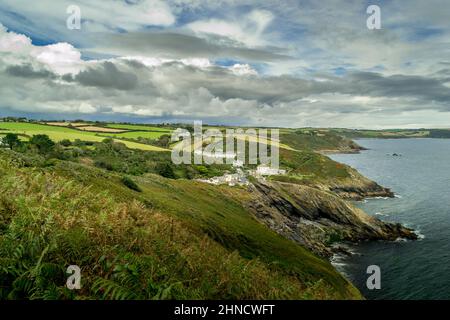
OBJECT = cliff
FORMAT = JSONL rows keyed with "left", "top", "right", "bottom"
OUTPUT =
{"left": 314, "top": 166, "right": 395, "bottom": 200}
{"left": 245, "top": 180, "right": 416, "bottom": 258}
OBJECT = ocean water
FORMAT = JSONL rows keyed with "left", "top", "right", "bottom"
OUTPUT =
{"left": 329, "top": 138, "right": 450, "bottom": 300}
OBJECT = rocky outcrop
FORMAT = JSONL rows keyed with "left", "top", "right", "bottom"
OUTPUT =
{"left": 325, "top": 179, "right": 394, "bottom": 200}
{"left": 314, "top": 167, "right": 395, "bottom": 200}
{"left": 318, "top": 139, "right": 367, "bottom": 154}
{"left": 245, "top": 180, "right": 416, "bottom": 258}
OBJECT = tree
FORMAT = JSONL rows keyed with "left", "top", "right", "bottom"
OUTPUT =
{"left": 3, "top": 133, "right": 21, "bottom": 150}
{"left": 29, "top": 134, "right": 55, "bottom": 154}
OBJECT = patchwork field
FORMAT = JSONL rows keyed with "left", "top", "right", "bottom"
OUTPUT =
{"left": 106, "top": 123, "right": 173, "bottom": 132}
{"left": 45, "top": 122, "right": 90, "bottom": 127}
{"left": 98, "top": 130, "right": 170, "bottom": 139}
{"left": 0, "top": 122, "right": 168, "bottom": 151}
{"left": 44, "top": 121, "right": 173, "bottom": 140}
{"left": 76, "top": 126, "right": 128, "bottom": 133}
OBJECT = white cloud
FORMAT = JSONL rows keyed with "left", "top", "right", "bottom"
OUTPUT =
{"left": 78, "top": 102, "right": 96, "bottom": 113}
{"left": 0, "top": 24, "right": 32, "bottom": 53}
{"left": 229, "top": 64, "right": 258, "bottom": 76}
{"left": 35, "top": 43, "right": 83, "bottom": 75}
{"left": 0, "top": 25, "right": 84, "bottom": 74}
{"left": 187, "top": 9, "right": 274, "bottom": 47}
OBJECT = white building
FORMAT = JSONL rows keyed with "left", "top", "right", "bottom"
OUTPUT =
{"left": 197, "top": 171, "right": 248, "bottom": 187}
{"left": 194, "top": 150, "right": 236, "bottom": 160}
{"left": 256, "top": 165, "right": 286, "bottom": 176}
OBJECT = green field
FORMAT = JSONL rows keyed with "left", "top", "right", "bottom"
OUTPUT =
{"left": 0, "top": 122, "right": 168, "bottom": 151}
{"left": 98, "top": 130, "right": 170, "bottom": 140}
{"left": 106, "top": 123, "right": 172, "bottom": 132}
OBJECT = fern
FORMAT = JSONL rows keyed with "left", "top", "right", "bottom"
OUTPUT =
{"left": 92, "top": 278, "right": 137, "bottom": 300}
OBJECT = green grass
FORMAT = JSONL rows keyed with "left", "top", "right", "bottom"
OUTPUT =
{"left": 0, "top": 122, "right": 168, "bottom": 151}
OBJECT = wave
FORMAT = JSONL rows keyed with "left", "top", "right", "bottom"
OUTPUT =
{"left": 375, "top": 212, "right": 389, "bottom": 217}
{"left": 415, "top": 230, "right": 426, "bottom": 240}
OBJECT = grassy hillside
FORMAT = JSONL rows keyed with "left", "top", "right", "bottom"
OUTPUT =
{"left": 332, "top": 128, "right": 430, "bottom": 139}
{"left": 280, "top": 129, "right": 362, "bottom": 152}
{"left": 278, "top": 148, "right": 350, "bottom": 182}
{"left": 0, "top": 149, "right": 361, "bottom": 299}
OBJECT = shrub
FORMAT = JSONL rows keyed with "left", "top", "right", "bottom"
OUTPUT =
{"left": 59, "top": 139, "right": 72, "bottom": 147}
{"left": 121, "top": 176, "right": 142, "bottom": 192}
{"left": 156, "top": 163, "right": 176, "bottom": 179}
{"left": 195, "top": 165, "right": 209, "bottom": 175}
{"left": 94, "top": 159, "right": 114, "bottom": 171}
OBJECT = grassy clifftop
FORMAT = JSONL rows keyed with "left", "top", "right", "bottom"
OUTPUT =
{"left": 280, "top": 129, "right": 363, "bottom": 153}
{"left": 0, "top": 150, "right": 361, "bottom": 299}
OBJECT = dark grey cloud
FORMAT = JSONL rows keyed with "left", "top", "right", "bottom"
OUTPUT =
{"left": 88, "top": 32, "right": 293, "bottom": 62}
{"left": 344, "top": 72, "right": 450, "bottom": 103}
{"left": 67, "top": 61, "right": 138, "bottom": 90}
{"left": 137, "top": 61, "right": 450, "bottom": 105}
{"left": 5, "top": 64, "right": 56, "bottom": 79}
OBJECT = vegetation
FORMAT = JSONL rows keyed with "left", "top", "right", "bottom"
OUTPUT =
{"left": 2, "top": 133, "right": 22, "bottom": 150}
{"left": 121, "top": 176, "right": 142, "bottom": 192}
{"left": 0, "top": 149, "right": 360, "bottom": 299}
{"left": 279, "top": 148, "right": 350, "bottom": 181}
{"left": 280, "top": 129, "right": 361, "bottom": 152}
{"left": 332, "top": 128, "right": 430, "bottom": 139}
{"left": 29, "top": 134, "right": 55, "bottom": 154}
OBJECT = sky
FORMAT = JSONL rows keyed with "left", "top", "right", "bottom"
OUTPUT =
{"left": 0, "top": 0, "right": 449, "bottom": 128}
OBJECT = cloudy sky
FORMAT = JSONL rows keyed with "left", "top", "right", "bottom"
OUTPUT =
{"left": 0, "top": 0, "right": 449, "bottom": 128}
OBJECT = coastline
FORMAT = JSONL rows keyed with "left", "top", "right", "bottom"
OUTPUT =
{"left": 324, "top": 139, "right": 423, "bottom": 298}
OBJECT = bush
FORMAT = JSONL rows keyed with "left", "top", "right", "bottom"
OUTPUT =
{"left": 195, "top": 165, "right": 209, "bottom": 175}
{"left": 94, "top": 159, "right": 115, "bottom": 171}
{"left": 60, "top": 139, "right": 72, "bottom": 147}
{"left": 156, "top": 163, "right": 176, "bottom": 179}
{"left": 121, "top": 176, "right": 142, "bottom": 192}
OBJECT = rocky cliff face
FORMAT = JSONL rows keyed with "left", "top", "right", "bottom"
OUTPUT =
{"left": 245, "top": 180, "right": 416, "bottom": 258}
{"left": 316, "top": 167, "right": 395, "bottom": 200}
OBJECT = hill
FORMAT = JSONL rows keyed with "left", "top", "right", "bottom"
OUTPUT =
{"left": 0, "top": 149, "right": 361, "bottom": 299}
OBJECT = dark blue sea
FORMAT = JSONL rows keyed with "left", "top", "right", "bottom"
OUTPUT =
{"left": 329, "top": 138, "right": 450, "bottom": 300}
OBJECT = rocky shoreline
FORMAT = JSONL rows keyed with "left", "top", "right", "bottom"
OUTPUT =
{"left": 245, "top": 179, "right": 417, "bottom": 258}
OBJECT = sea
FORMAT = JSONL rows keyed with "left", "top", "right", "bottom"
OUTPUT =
{"left": 329, "top": 138, "right": 450, "bottom": 300}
